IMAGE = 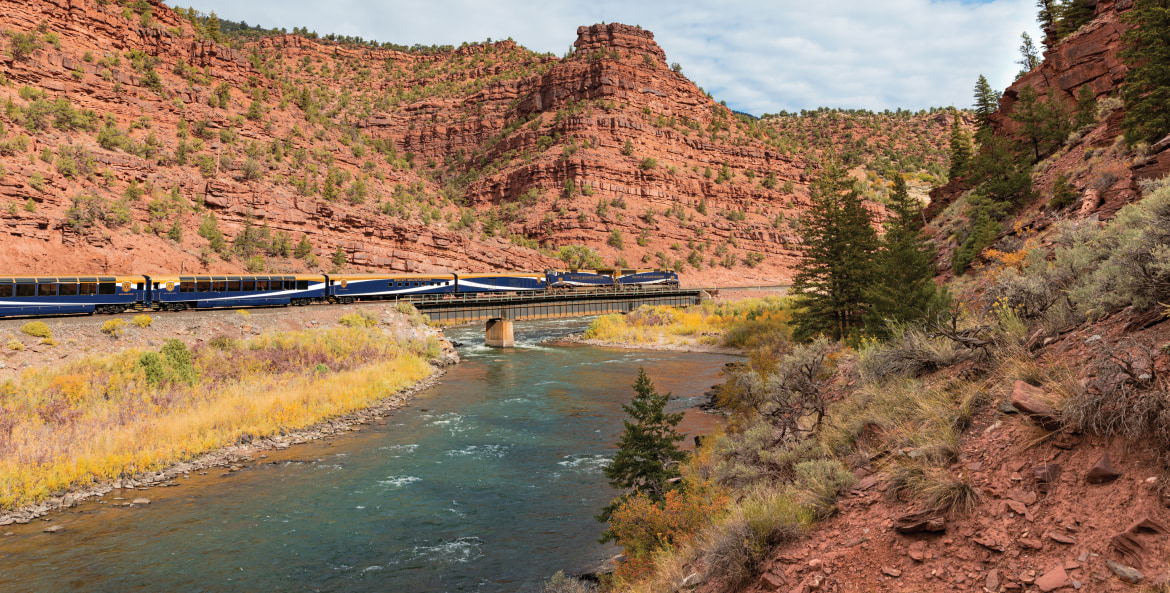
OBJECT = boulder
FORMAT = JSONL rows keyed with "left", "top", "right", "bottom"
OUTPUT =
{"left": 1035, "top": 565, "right": 1069, "bottom": 592}
{"left": 1086, "top": 453, "right": 1120, "bottom": 484}
{"left": 1010, "top": 381, "right": 1062, "bottom": 430}
{"left": 1106, "top": 561, "right": 1142, "bottom": 584}
{"left": 893, "top": 511, "right": 946, "bottom": 534}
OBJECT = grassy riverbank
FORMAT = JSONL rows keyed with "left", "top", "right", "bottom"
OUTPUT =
{"left": 0, "top": 326, "right": 439, "bottom": 511}
{"left": 582, "top": 297, "right": 794, "bottom": 351}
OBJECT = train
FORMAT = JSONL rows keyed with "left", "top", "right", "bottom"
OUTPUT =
{"left": 0, "top": 268, "right": 679, "bottom": 318}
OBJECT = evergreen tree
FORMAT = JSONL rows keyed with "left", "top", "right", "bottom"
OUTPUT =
{"left": 864, "top": 175, "right": 946, "bottom": 336}
{"left": 597, "top": 368, "right": 686, "bottom": 538}
{"left": 948, "top": 113, "right": 973, "bottom": 179}
{"left": 331, "top": 245, "right": 347, "bottom": 269}
{"left": 973, "top": 75, "right": 1000, "bottom": 135}
{"left": 1074, "top": 85, "right": 1098, "bottom": 128}
{"left": 205, "top": 11, "right": 221, "bottom": 43}
{"left": 790, "top": 155, "right": 878, "bottom": 343}
{"left": 1017, "top": 33, "right": 1042, "bottom": 78}
{"left": 294, "top": 234, "right": 313, "bottom": 259}
{"left": 1009, "top": 85, "right": 1072, "bottom": 162}
{"left": 1120, "top": 0, "right": 1170, "bottom": 145}
{"left": 1037, "top": 0, "right": 1057, "bottom": 31}
{"left": 1055, "top": 0, "right": 1095, "bottom": 40}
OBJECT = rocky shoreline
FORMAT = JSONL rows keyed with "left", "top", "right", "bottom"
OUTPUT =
{"left": 554, "top": 333, "right": 745, "bottom": 356}
{"left": 0, "top": 364, "right": 451, "bottom": 529}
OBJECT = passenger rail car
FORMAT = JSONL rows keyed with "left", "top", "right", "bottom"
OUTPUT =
{"left": 455, "top": 273, "right": 546, "bottom": 293}
{"left": 328, "top": 274, "right": 456, "bottom": 303}
{"left": 546, "top": 268, "right": 679, "bottom": 290}
{"left": 0, "top": 276, "right": 146, "bottom": 317}
{"left": 150, "top": 275, "right": 327, "bottom": 311}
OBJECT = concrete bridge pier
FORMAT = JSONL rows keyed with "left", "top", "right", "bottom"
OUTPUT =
{"left": 485, "top": 318, "right": 514, "bottom": 348}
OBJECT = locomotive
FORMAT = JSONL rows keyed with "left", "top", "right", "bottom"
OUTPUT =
{"left": 0, "top": 268, "right": 679, "bottom": 318}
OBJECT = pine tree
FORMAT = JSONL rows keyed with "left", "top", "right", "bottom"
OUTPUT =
{"left": 1120, "top": 0, "right": 1170, "bottom": 145}
{"left": 790, "top": 155, "right": 878, "bottom": 343}
{"left": 1017, "top": 33, "right": 1041, "bottom": 78}
{"left": 1037, "top": 0, "right": 1057, "bottom": 31}
{"left": 1074, "top": 85, "right": 1098, "bottom": 128}
{"left": 948, "top": 114, "right": 973, "bottom": 179}
{"left": 973, "top": 75, "right": 1000, "bottom": 135}
{"left": 331, "top": 245, "right": 347, "bottom": 269}
{"left": 205, "top": 11, "right": 221, "bottom": 43}
{"left": 864, "top": 175, "right": 947, "bottom": 337}
{"left": 294, "top": 234, "right": 313, "bottom": 259}
{"left": 1010, "top": 85, "right": 1072, "bottom": 162}
{"left": 597, "top": 368, "right": 686, "bottom": 537}
{"left": 1055, "top": 0, "right": 1095, "bottom": 40}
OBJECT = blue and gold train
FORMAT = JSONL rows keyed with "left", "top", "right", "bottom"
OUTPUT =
{"left": 0, "top": 268, "right": 678, "bottom": 318}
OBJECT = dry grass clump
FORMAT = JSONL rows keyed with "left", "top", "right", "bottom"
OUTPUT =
{"left": 0, "top": 326, "right": 436, "bottom": 511}
{"left": 339, "top": 308, "right": 379, "bottom": 328}
{"left": 857, "top": 325, "right": 958, "bottom": 384}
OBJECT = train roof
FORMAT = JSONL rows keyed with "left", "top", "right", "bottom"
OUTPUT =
{"left": 0, "top": 275, "right": 145, "bottom": 283}
{"left": 457, "top": 273, "right": 544, "bottom": 278}
{"left": 148, "top": 274, "right": 326, "bottom": 283}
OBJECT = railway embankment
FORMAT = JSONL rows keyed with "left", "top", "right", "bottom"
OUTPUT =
{"left": 0, "top": 303, "right": 458, "bottom": 526}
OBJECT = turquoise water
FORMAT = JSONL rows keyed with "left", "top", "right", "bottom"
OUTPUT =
{"left": 0, "top": 318, "right": 735, "bottom": 593}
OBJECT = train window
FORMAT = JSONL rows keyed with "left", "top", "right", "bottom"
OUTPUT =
{"left": 80, "top": 283, "right": 97, "bottom": 296}
{"left": 16, "top": 284, "right": 35, "bottom": 297}
{"left": 226, "top": 280, "right": 241, "bottom": 292}
{"left": 242, "top": 279, "right": 255, "bottom": 291}
{"left": 212, "top": 281, "right": 226, "bottom": 292}
{"left": 98, "top": 283, "right": 115, "bottom": 295}
{"left": 0, "top": 285, "right": 11, "bottom": 298}
{"left": 181, "top": 281, "right": 194, "bottom": 293}
{"left": 58, "top": 283, "right": 78, "bottom": 296}
{"left": 37, "top": 283, "right": 56, "bottom": 297}
{"left": 297, "top": 280, "right": 308, "bottom": 290}
{"left": 196, "top": 280, "right": 211, "bottom": 292}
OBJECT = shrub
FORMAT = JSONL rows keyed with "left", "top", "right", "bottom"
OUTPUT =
{"left": 539, "top": 572, "right": 595, "bottom": 593}
{"left": 208, "top": 335, "right": 238, "bottom": 350}
{"left": 1068, "top": 180, "right": 1170, "bottom": 313}
{"left": 698, "top": 487, "right": 809, "bottom": 588}
{"left": 100, "top": 318, "right": 126, "bottom": 338}
{"left": 339, "top": 310, "right": 379, "bottom": 328}
{"left": 608, "top": 481, "right": 729, "bottom": 580}
{"left": 711, "top": 421, "right": 822, "bottom": 488}
{"left": 20, "top": 321, "right": 51, "bottom": 338}
{"left": 131, "top": 314, "right": 153, "bottom": 328}
{"left": 792, "top": 459, "right": 856, "bottom": 518}
{"left": 7, "top": 31, "right": 41, "bottom": 60}
{"left": 730, "top": 337, "right": 837, "bottom": 442}
{"left": 7, "top": 339, "right": 24, "bottom": 351}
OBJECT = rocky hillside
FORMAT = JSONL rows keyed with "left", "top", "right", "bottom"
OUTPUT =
{"left": 0, "top": 1, "right": 957, "bottom": 285}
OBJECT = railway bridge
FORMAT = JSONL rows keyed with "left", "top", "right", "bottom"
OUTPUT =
{"left": 403, "top": 287, "right": 704, "bottom": 347}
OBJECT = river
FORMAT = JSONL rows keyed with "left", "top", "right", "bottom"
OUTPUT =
{"left": 0, "top": 318, "right": 737, "bottom": 593}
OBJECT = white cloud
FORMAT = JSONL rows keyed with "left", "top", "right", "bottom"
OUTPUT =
{"left": 181, "top": 0, "right": 1040, "bottom": 114}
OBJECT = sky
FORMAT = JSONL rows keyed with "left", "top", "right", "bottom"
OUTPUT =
{"left": 173, "top": 0, "right": 1043, "bottom": 116}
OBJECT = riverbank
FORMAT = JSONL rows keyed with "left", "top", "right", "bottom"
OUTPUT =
{"left": 0, "top": 366, "right": 448, "bottom": 528}
{"left": 0, "top": 306, "right": 458, "bottom": 526}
